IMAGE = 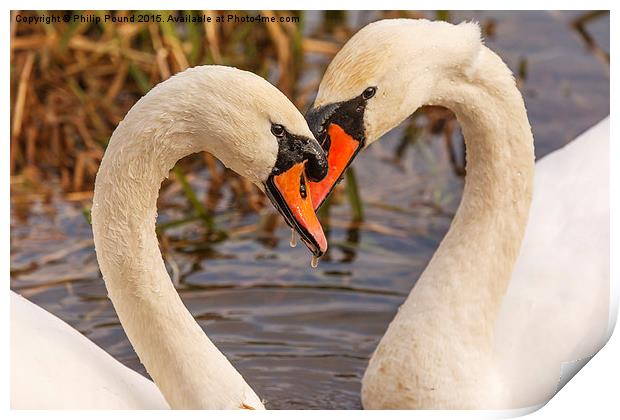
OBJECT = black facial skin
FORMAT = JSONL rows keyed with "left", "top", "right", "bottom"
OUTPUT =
{"left": 305, "top": 92, "right": 368, "bottom": 154}
{"left": 263, "top": 124, "right": 328, "bottom": 257}
{"left": 304, "top": 87, "right": 376, "bottom": 209}
{"left": 269, "top": 124, "right": 328, "bottom": 182}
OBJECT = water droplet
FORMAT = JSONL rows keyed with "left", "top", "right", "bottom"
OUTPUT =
{"left": 517, "top": 171, "right": 522, "bottom": 177}
{"left": 311, "top": 255, "right": 319, "bottom": 268}
{"left": 290, "top": 229, "right": 297, "bottom": 248}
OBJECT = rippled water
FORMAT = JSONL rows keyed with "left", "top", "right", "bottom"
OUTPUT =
{"left": 10, "top": 11, "right": 609, "bottom": 409}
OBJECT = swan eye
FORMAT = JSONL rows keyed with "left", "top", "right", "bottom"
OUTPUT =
{"left": 362, "top": 87, "right": 377, "bottom": 100}
{"left": 271, "top": 124, "right": 285, "bottom": 137}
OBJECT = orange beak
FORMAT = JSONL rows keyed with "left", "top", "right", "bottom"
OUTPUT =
{"left": 265, "top": 162, "right": 328, "bottom": 257}
{"left": 308, "top": 123, "right": 362, "bottom": 210}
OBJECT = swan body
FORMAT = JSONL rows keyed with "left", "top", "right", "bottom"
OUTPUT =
{"left": 494, "top": 116, "right": 609, "bottom": 408}
{"left": 11, "top": 291, "right": 169, "bottom": 409}
{"left": 306, "top": 19, "right": 610, "bottom": 409}
{"left": 11, "top": 65, "right": 328, "bottom": 409}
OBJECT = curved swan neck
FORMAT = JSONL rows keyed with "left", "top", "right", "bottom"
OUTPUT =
{"left": 362, "top": 45, "right": 535, "bottom": 408}
{"left": 425, "top": 47, "right": 534, "bottom": 320}
{"left": 91, "top": 85, "right": 263, "bottom": 409}
{"left": 415, "top": 46, "right": 535, "bottom": 322}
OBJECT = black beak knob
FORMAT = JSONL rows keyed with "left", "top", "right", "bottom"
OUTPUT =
{"left": 306, "top": 102, "right": 340, "bottom": 142}
{"left": 303, "top": 140, "right": 328, "bottom": 182}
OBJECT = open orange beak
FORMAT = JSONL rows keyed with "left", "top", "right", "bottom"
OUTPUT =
{"left": 265, "top": 162, "right": 327, "bottom": 257}
{"left": 308, "top": 123, "right": 362, "bottom": 210}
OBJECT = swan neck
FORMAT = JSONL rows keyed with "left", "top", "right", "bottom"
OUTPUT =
{"left": 412, "top": 46, "right": 535, "bottom": 330}
{"left": 362, "top": 39, "right": 536, "bottom": 411}
{"left": 91, "top": 92, "right": 263, "bottom": 409}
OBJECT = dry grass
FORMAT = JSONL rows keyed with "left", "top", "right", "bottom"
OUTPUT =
{"left": 10, "top": 10, "right": 316, "bottom": 205}
{"left": 8, "top": 10, "right": 395, "bottom": 233}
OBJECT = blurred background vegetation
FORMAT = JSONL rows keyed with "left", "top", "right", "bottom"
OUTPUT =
{"left": 9, "top": 10, "right": 492, "bottom": 233}
{"left": 10, "top": 10, "right": 609, "bottom": 408}
{"left": 9, "top": 10, "right": 609, "bottom": 238}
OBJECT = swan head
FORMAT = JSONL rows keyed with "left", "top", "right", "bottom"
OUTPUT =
{"left": 305, "top": 19, "right": 482, "bottom": 208}
{"left": 155, "top": 66, "right": 329, "bottom": 255}
{"left": 262, "top": 123, "right": 329, "bottom": 257}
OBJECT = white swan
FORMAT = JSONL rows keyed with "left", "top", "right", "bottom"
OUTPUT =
{"left": 11, "top": 65, "right": 330, "bottom": 409}
{"left": 306, "top": 19, "right": 610, "bottom": 409}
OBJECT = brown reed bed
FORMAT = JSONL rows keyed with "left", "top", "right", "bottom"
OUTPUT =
{"left": 9, "top": 10, "right": 407, "bottom": 231}
{"left": 10, "top": 11, "right": 312, "bottom": 202}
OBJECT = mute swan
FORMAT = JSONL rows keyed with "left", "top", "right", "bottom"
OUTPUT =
{"left": 306, "top": 19, "right": 610, "bottom": 409}
{"left": 11, "top": 65, "right": 329, "bottom": 409}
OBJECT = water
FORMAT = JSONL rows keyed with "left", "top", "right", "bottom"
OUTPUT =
{"left": 311, "top": 255, "right": 319, "bottom": 268}
{"left": 10, "top": 11, "right": 609, "bottom": 409}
